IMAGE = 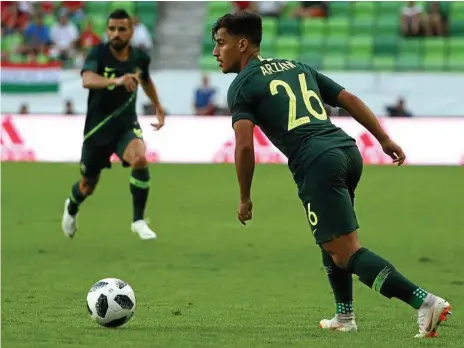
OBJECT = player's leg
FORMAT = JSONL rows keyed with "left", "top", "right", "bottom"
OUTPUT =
{"left": 320, "top": 147, "right": 451, "bottom": 338}
{"left": 297, "top": 148, "right": 356, "bottom": 332}
{"left": 62, "top": 143, "right": 107, "bottom": 238}
{"left": 117, "top": 128, "right": 156, "bottom": 240}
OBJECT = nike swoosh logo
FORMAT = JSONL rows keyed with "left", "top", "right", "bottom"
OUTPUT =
{"left": 104, "top": 67, "right": 115, "bottom": 72}
{"left": 312, "top": 228, "right": 317, "bottom": 235}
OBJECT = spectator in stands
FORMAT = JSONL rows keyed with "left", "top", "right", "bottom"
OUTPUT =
{"left": 232, "top": 1, "right": 256, "bottom": 13}
{"left": 255, "top": 2, "right": 286, "bottom": 18}
{"left": 50, "top": 9, "right": 79, "bottom": 62}
{"left": 385, "top": 98, "right": 413, "bottom": 117}
{"left": 1, "top": 2, "right": 29, "bottom": 31}
{"left": 24, "top": 13, "right": 50, "bottom": 53}
{"left": 80, "top": 20, "right": 101, "bottom": 51}
{"left": 293, "top": 2, "right": 328, "bottom": 18}
{"left": 422, "top": 1, "right": 447, "bottom": 37}
{"left": 131, "top": 16, "right": 153, "bottom": 52}
{"left": 401, "top": 1, "right": 423, "bottom": 37}
{"left": 193, "top": 75, "right": 216, "bottom": 116}
{"left": 64, "top": 100, "right": 76, "bottom": 115}
{"left": 19, "top": 104, "right": 29, "bottom": 115}
{"left": 61, "top": 1, "right": 85, "bottom": 22}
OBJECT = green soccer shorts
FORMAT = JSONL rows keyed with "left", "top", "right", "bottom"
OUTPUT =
{"left": 80, "top": 127, "right": 144, "bottom": 177}
{"left": 296, "top": 146, "right": 363, "bottom": 245}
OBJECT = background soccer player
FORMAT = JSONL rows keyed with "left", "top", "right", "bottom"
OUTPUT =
{"left": 212, "top": 11, "right": 451, "bottom": 338}
{"left": 61, "top": 9, "right": 165, "bottom": 240}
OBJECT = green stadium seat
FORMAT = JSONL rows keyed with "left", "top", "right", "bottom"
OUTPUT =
{"left": 301, "top": 19, "right": 326, "bottom": 36}
{"left": 449, "top": 38, "right": 464, "bottom": 56}
{"left": 202, "top": 37, "right": 214, "bottom": 55}
{"left": 450, "top": 20, "right": 464, "bottom": 36}
{"left": 398, "top": 39, "right": 423, "bottom": 55}
{"left": 396, "top": 54, "right": 421, "bottom": 71}
{"left": 301, "top": 36, "right": 324, "bottom": 52}
{"left": 424, "top": 39, "right": 446, "bottom": 57}
{"left": 447, "top": 55, "right": 464, "bottom": 71}
{"left": 198, "top": 55, "right": 218, "bottom": 71}
{"left": 261, "top": 37, "right": 275, "bottom": 53}
{"left": 86, "top": 2, "right": 108, "bottom": 15}
{"left": 349, "top": 36, "right": 373, "bottom": 57}
{"left": 92, "top": 16, "right": 107, "bottom": 36}
{"left": 374, "top": 35, "right": 398, "bottom": 56}
{"left": 43, "top": 14, "right": 56, "bottom": 28}
{"left": 300, "top": 52, "right": 323, "bottom": 68}
{"left": 378, "top": 1, "right": 402, "bottom": 15}
{"left": 375, "top": 15, "right": 400, "bottom": 36}
{"left": 322, "top": 56, "right": 346, "bottom": 70}
{"left": 275, "top": 36, "right": 300, "bottom": 60}
{"left": 450, "top": 1, "right": 464, "bottom": 16}
{"left": 207, "top": 1, "right": 231, "bottom": 18}
{"left": 136, "top": 1, "right": 157, "bottom": 14}
{"left": 329, "top": 2, "right": 351, "bottom": 17}
{"left": 352, "top": 1, "right": 376, "bottom": 17}
{"left": 327, "top": 18, "right": 350, "bottom": 37}
{"left": 282, "top": 2, "right": 299, "bottom": 17}
{"left": 372, "top": 56, "right": 395, "bottom": 71}
{"left": 352, "top": 17, "right": 374, "bottom": 36}
{"left": 262, "top": 17, "right": 278, "bottom": 37}
{"left": 2, "top": 33, "right": 23, "bottom": 54}
{"left": 110, "top": 1, "right": 135, "bottom": 15}
{"left": 422, "top": 54, "right": 445, "bottom": 71}
{"left": 325, "top": 36, "right": 348, "bottom": 54}
{"left": 279, "top": 18, "right": 300, "bottom": 36}
{"left": 139, "top": 13, "right": 157, "bottom": 33}
{"left": 347, "top": 58, "right": 372, "bottom": 71}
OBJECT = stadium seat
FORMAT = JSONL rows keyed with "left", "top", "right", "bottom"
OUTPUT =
{"left": 86, "top": 2, "right": 108, "bottom": 15}
{"left": 347, "top": 54, "right": 372, "bottom": 70}
{"left": 422, "top": 54, "right": 445, "bottom": 71}
{"left": 449, "top": 38, "right": 464, "bottom": 56}
{"left": 372, "top": 56, "right": 395, "bottom": 71}
{"left": 349, "top": 36, "right": 373, "bottom": 57}
{"left": 447, "top": 54, "right": 464, "bottom": 71}
{"left": 275, "top": 36, "right": 300, "bottom": 60}
{"left": 424, "top": 39, "right": 446, "bottom": 58}
{"left": 207, "top": 1, "right": 231, "bottom": 18}
{"left": 325, "top": 36, "right": 349, "bottom": 55}
{"left": 198, "top": 55, "right": 218, "bottom": 71}
{"left": 110, "top": 1, "right": 135, "bottom": 15}
{"left": 139, "top": 12, "right": 157, "bottom": 32}
{"left": 352, "top": 1, "right": 376, "bottom": 18}
{"left": 279, "top": 18, "right": 300, "bottom": 36}
{"left": 396, "top": 54, "right": 421, "bottom": 71}
{"left": 300, "top": 52, "right": 323, "bottom": 69}
{"left": 136, "top": 1, "right": 157, "bottom": 14}
{"left": 92, "top": 16, "right": 107, "bottom": 36}
{"left": 374, "top": 35, "right": 398, "bottom": 56}
{"left": 327, "top": 18, "right": 350, "bottom": 37}
{"left": 262, "top": 17, "right": 278, "bottom": 37}
{"left": 329, "top": 2, "right": 351, "bottom": 17}
{"left": 322, "top": 56, "right": 346, "bottom": 70}
{"left": 398, "top": 39, "right": 423, "bottom": 55}
{"left": 301, "top": 36, "right": 324, "bottom": 52}
{"left": 352, "top": 17, "right": 374, "bottom": 36}
{"left": 202, "top": 37, "right": 214, "bottom": 55}
{"left": 378, "top": 1, "right": 402, "bottom": 15}
{"left": 375, "top": 15, "right": 400, "bottom": 36}
{"left": 301, "top": 18, "right": 326, "bottom": 37}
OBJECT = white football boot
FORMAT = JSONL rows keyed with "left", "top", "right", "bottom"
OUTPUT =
{"left": 414, "top": 294, "right": 452, "bottom": 338}
{"left": 62, "top": 198, "right": 78, "bottom": 238}
{"left": 131, "top": 220, "right": 157, "bottom": 240}
{"left": 319, "top": 314, "right": 358, "bottom": 333}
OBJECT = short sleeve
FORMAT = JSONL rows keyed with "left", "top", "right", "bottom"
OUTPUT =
{"left": 227, "top": 78, "right": 256, "bottom": 126}
{"left": 139, "top": 51, "right": 151, "bottom": 82}
{"left": 80, "top": 45, "right": 100, "bottom": 75}
{"left": 314, "top": 70, "right": 345, "bottom": 107}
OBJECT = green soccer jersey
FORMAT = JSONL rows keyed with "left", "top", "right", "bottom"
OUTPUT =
{"left": 228, "top": 56, "right": 356, "bottom": 176}
{"left": 81, "top": 43, "right": 151, "bottom": 145}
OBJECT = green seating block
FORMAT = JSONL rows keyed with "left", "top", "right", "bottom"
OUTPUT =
{"left": 422, "top": 54, "right": 445, "bottom": 71}
{"left": 329, "top": 1, "right": 351, "bottom": 17}
{"left": 322, "top": 56, "right": 347, "bottom": 70}
{"left": 374, "top": 35, "right": 398, "bottom": 56}
{"left": 349, "top": 36, "right": 373, "bottom": 57}
{"left": 327, "top": 17, "right": 350, "bottom": 36}
{"left": 325, "top": 36, "right": 349, "bottom": 54}
{"left": 198, "top": 55, "right": 218, "bottom": 71}
{"left": 110, "top": 1, "right": 135, "bottom": 15}
{"left": 279, "top": 18, "right": 300, "bottom": 36}
{"left": 301, "top": 19, "right": 326, "bottom": 36}
{"left": 396, "top": 54, "right": 421, "bottom": 71}
{"left": 372, "top": 56, "right": 395, "bottom": 71}
{"left": 262, "top": 17, "right": 278, "bottom": 37}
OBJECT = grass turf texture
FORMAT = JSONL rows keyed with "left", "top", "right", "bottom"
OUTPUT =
{"left": 2, "top": 163, "right": 464, "bottom": 347}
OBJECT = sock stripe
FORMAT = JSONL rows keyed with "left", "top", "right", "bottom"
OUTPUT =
{"left": 69, "top": 191, "right": 79, "bottom": 204}
{"left": 130, "top": 176, "right": 150, "bottom": 189}
{"left": 372, "top": 266, "right": 392, "bottom": 293}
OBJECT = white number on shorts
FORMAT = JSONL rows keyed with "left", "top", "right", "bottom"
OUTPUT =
{"left": 306, "top": 203, "right": 318, "bottom": 233}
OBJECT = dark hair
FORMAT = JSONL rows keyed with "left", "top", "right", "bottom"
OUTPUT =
{"left": 211, "top": 11, "right": 262, "bottom": 46}
{"left": 108, "top": 9, "right": 131, "bottom": 22}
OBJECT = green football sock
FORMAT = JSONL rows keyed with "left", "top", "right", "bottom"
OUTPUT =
{"left": 68, "top": 181, "right": 87, "bottom": 215}
{"left": 347, "top": 248, "right": 428, "bottom": 309}
{"left": 322, "top": 250, "right": 354, "bottom": 314}
{"left": 130, "top": 168, "right": 150, "bottom": 222}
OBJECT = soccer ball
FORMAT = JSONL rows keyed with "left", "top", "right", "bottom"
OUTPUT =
{"left": 86, "top": 278, "right": 136, "bottom": 328}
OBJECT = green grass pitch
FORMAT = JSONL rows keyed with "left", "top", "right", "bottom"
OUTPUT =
{"left": 2, "top": 163, "right": 464, "bottom": 347}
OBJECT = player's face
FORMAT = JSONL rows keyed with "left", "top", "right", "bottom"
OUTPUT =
{"left": 213, "top": 28, "right": 242, "bottom": 74}
{"left": 107, "top": 18, "right": 133, "bottom": 51}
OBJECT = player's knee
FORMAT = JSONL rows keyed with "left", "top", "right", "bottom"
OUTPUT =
{"left": 80, "top": 176, "right": 99, "bottom": 195}
{"left": 131, "top": 155, "right": 147, "bottom": 169}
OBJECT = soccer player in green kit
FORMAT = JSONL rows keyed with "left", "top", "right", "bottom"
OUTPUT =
{"left": 61, "top": 10, "right": 165, "bottom": 240}
{"left": 212, "top": 12, "right": 451, "bottom": 338}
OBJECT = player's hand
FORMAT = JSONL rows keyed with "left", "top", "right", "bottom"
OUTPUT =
{"left": 151, "top": 105, "right": 165, "bottom": 131}
{"left": 238, "top": 199, "right": 253, "bottom": 225}
{"left": 380, "top": 138, "right": 406, "bottom": 166}
{"left": 114, "top": 74, "right": 140, "bottom": 92}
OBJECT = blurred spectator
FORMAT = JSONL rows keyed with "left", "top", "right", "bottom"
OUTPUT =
{"left": 256, "top": 2, "right": 286, "bottom": 18}
{"left": 61, "top": 1, "right": 85, "bottom": 22}
{"left": 423, "top": 2, "right": 447, "bottom": 37}
{"left": 193, "top": 75, "right": 216, "bottom": 116}
{"left": 80, "top": 20, "right": 101, "bottom": 50}
{"left": 2, "top": 2, "right": 29, "bottom": 31}
{"left": 64, "top": 100, "right": 76, "bottom": 115}
{"left": 19, "top": 104, "right": 29, "bottom": 114}
{"left": 50, "top": 9, "right": 79, "bottom": 62}
{"left": 385, "top": 98, "right": 413, "bottom": 117}
{"left": 232, "top": 1, "right": 256, "bottom": 13}
{"left": 401, "top": 1, "right": 423, "bottom": 37}
{"left": 293, "top": 2, "right": 328, "bottom": 18}
{"left": 24, "top": 13, "right": 50, "bottom": 51}
{"left": 131, "top": 16, "right": 153, "bottom": 52}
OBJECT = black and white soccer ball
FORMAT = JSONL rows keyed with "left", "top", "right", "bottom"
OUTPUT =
{"left": 86, "top": 278, "right": 136, "bottom": 328}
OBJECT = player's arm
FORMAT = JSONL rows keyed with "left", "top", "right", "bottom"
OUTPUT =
{"left": 233, "top": 119, "right": 255, "bottom": 202}
{"left": 138, "top": 54, "right": 165, "bottom": 130}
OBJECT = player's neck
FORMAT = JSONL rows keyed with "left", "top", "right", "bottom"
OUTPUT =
{"left": 109, "top": 45, "right": 131, "bottom": 62}
{"left": 240, "top": 50, "right": 259, "bottom": 72}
